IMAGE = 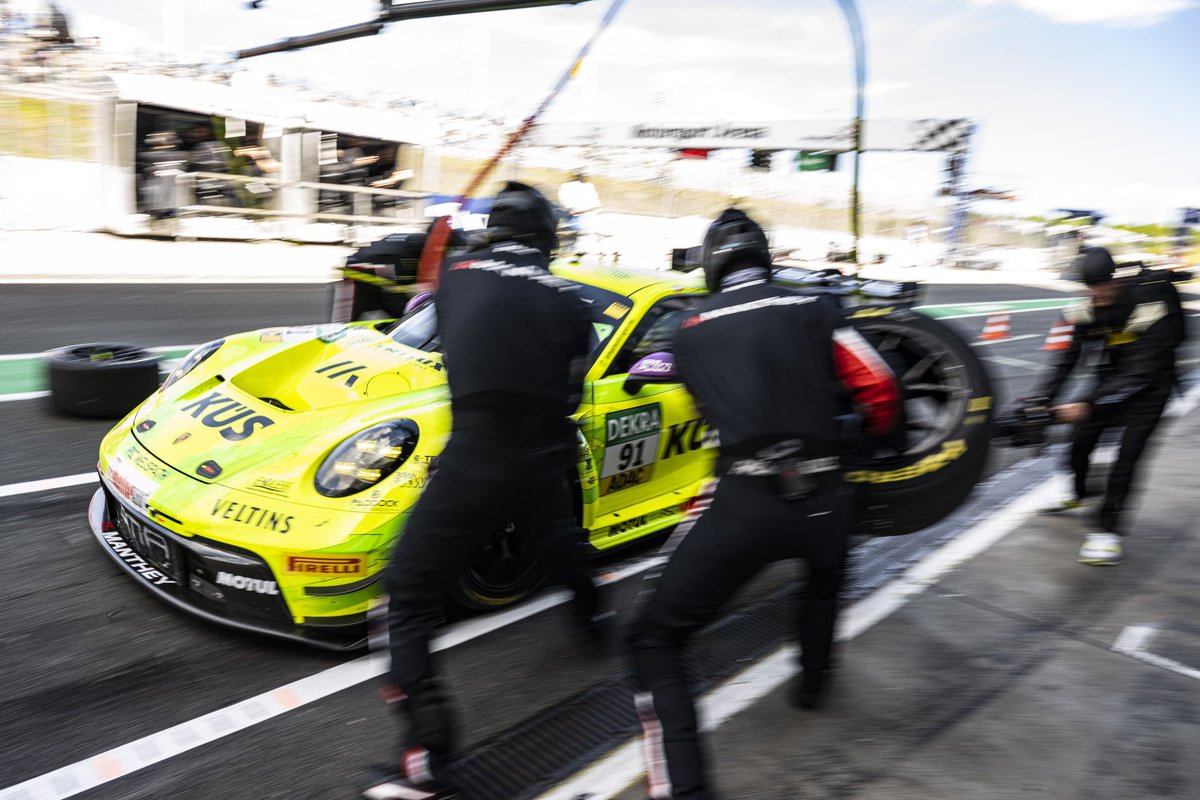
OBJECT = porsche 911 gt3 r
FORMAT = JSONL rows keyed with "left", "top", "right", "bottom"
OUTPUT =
{"left": 90, "top": 264, "right": 718, "bottom": 649}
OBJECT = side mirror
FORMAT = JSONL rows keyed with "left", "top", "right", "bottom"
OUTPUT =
{"left": 624, "top": 352, "right": 678, "bottom": 393}
{"left": 403, "top": 291, "right": 434, "bottom": 317}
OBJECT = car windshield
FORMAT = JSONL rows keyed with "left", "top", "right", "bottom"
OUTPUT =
{"left": 386, "top": 280, "right": 633, "bottom": 363}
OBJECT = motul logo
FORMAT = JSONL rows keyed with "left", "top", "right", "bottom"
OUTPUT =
{"left": 215, "top": 571, "right": 279, "bottom": 595}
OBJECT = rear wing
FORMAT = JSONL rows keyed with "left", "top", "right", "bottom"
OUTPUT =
{"left": 771, "top": 265, "right": 923, "bottom": 310}
{"left": 669, "top": 247, "right": 923, "bottom": 310}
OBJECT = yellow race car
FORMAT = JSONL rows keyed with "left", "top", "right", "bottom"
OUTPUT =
{"left": 90, "top": 262, "right": 993, "bottom": 650}
{"left": 90, "top": 264, "right": 717, "bottom": 649}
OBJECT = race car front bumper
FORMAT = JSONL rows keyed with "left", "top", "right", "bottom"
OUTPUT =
{"left": 87, "top": 484, "right": 369, "bottom": 651}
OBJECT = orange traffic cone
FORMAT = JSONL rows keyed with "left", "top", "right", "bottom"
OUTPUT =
{"left": 979, "top": 313, "right": 1011, "bottom": 342}
{"left": 1041, "top": 317, "right": 1074, "bottom": 351}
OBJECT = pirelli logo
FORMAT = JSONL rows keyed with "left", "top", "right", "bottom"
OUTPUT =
{"left": 286, "top": 556, "right": 364, "bottom": 575}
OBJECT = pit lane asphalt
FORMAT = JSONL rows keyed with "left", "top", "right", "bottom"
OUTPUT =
{"left": 0, "top": 281, "right": 1195, "bottom": 799}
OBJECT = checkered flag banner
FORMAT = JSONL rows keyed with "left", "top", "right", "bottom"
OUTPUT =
{"left": 910, "top": 118, "right": 974, "bottom": 152}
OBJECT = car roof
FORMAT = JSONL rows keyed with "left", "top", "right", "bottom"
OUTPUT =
{"left": 551, "top": 261, "right": 705, "bottom": 298}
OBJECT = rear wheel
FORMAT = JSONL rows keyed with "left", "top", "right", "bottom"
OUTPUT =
{"left": 848, "top": 310, "right": 994, "bottom": 536}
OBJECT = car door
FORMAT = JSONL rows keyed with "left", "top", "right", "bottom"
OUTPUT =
{"left": 580, "top": 294, "right": 714, "bottom": 519}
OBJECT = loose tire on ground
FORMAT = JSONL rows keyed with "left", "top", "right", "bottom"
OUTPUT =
{"left": 847, "top": 309, "right": 995, "bottom": 536}
{"left": 46, "top": 343, "right": 161, "bottom": 419}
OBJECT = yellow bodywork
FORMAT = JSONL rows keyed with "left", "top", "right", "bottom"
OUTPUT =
{"left": 96, "top": 263, "right": 715, "bottom": 631}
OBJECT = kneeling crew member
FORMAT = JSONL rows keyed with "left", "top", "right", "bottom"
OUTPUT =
{"left": 629, "top": 208, "right": 900, "bottom": 800}
{"left": 371, "top": 182, "right": 603, "bottom": 798}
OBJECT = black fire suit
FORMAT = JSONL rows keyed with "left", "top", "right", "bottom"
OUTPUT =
{"left": 384, "top": 241, "right": 599, "bottom": 783}
{"left": 629, "top": 282, "right": 899, "bottom": 799}
{"left": 1038, "top": 273, "right": 1187, "bottom": 534}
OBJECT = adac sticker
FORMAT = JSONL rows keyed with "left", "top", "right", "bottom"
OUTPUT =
{"left": 599, "top": 403, "right": 662, "bottom": 495}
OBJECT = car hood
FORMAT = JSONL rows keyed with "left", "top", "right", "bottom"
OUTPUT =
{"left": 126, "top": 323, "right": 449, "bottom": 499}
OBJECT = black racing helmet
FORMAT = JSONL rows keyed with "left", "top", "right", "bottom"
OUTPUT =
{"left": 1074, "top": 246, "right": 1118, "bottom": 286}
{"left": 700, "top": 207, "right": 772, "bottom": 292}
{"left": 486, "top": 181, "right": 558, "bottom": 255}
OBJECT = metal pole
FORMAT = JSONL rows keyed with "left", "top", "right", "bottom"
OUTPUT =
{"left": 834, "top": 0, "right": 865, "bottom": 270}
{"left": 237, "top": 0, "right": 592, "bottom": 59}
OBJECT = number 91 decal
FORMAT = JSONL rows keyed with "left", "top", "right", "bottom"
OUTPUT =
{"left": 599, "top": 404, "right": 662, "bottom": 495}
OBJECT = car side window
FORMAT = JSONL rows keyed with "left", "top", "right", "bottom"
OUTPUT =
{"left": 606, "top": 296, "right": 701, "bottom": 377}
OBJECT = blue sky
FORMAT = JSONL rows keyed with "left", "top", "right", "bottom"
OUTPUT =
{"left": 29, "top": 0, "right": 1200, "bottom": 224}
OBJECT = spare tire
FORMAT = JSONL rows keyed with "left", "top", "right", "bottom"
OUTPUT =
{"left": 46, "top": 343, "right": 161, "bottom": 419}
{"left": 846, "top": 309, "right": 995, "bottom": 536}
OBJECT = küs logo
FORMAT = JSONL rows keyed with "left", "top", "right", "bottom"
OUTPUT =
{"left": 178, "top": 391, "right": 275, "bottom": 441}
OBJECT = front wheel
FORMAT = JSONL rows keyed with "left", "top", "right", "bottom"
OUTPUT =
{"left": 451, "top": 520, "right": 553, "bottom": 611}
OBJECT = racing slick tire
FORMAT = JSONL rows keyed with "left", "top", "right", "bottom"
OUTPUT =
{"left": 450, "top": 475, "right": 582, "bottom": 611}
{"left": 46, "top": 343, "right": 160, "bottom": 419}
{"left": 452, "top": 518, "right": 554, "bottom": 611}
{"left": 847, "top": 309, "right": 994, "bottom": 537}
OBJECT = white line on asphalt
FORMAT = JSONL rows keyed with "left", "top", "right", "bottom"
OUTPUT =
{"left": 535, "top": 474, "right": 1068, "bottom": 800}
{"left": 0, "top": 472, "right": 98, "bottom": 500}
{"left": 0, "top": 555, "right": 663, "bottom": 800}
{"left": 1112, "top": 625, "right": 1200, "bottom": 682}
{"left": 1170, "top": 380, "right": 1200, "bottom": 418}
{"left": 970, "top": 333, "right": 1043, "bottom": 347}
{"left": 983, "top": 355, "right": 1043, "bottom": 372}
{"left": 1112, "top": 625, "right": 1157, "bottom": 654}
{"left": 0, "top": 390, "right": 50, "bottom": 403}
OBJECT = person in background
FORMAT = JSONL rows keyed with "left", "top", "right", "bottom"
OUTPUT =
{"left": 140, "top": 131, "right": 186, "bottom": 220}
{"left": 557, "top": 171, "right": 603, "bottom": 257}
{"left": 1037, "top": 246, "right": 1187, "bottom": 565}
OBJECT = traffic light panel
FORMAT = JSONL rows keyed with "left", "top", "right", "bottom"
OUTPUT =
{"left": 940, "top": 152, "right": 966, "bottom": 196}
{"left": 749, "top": 149, "right": 773, "bottom": 171}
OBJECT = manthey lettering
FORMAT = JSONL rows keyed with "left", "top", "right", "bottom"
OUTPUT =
{"left": 178, "top": 391, "right": 275, "bottom": 441}
{"left": 100, "top": 530, "right": 176, "bottom": 586}
{"left": 210, "top": 499, "right": 294, "bottom": 533}
{"left": 215, "top": 571, "right": 278, "bottom": 595}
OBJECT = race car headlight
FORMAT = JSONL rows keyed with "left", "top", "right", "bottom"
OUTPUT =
{"left": 161, "top": 339, "right": 224, "bottom": 392}
{"left": 315, "top": 420, "right": 420, "bottom": 498}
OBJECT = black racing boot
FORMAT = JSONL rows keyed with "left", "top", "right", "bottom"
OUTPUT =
{"left": 791, "top": 667, "right": 833, "bottom": 711}
{"left": 576, "top": 608, "right": 619, "bottom": 655}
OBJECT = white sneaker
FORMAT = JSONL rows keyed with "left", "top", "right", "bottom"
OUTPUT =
{"left": 1078, "top": 533, "right": 1123, "bottom": 565}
